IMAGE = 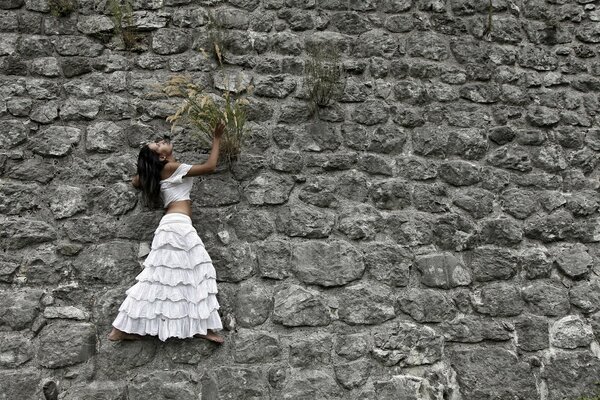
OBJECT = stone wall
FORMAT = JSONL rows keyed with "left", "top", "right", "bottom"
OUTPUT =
{"left": 2, "top": 0, "right": 600, "bottom": 398}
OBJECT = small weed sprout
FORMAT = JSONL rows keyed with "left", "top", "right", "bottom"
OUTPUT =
{"left": 107, "top": 0, "right": 143, "bottom": 50}
{"left": 159, "top": 75, "right": 252, "bottom": 167}
{"left": 49, "top": 0, "right": 77, "bottom": 17}
{"left": 199, "top": 12, "right": 226, "bottom": 66}
{"left": 304, "top": 43, "right": 345, "bottom": 112}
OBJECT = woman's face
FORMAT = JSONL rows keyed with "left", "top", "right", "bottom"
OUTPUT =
{"left": 148, "top": 136, "right": 173, "bottom": 159}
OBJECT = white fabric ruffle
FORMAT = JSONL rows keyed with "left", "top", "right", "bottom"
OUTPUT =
{"left": 112, "top": 213, "right": 222, "bottom": 341}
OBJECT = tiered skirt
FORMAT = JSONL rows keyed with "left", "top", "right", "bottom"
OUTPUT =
{"left": 112, "top": 213, "right": 222, "bottom": 341}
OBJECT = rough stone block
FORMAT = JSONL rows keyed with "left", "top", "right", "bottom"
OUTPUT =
{"left": 37, "top": 321, "right": 96, "bottom": 368}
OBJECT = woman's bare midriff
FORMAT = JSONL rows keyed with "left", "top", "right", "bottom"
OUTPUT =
{"left": 165, "top": 200, "right": 192, "bottom": 217}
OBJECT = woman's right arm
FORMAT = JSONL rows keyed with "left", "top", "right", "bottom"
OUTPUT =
{"left": 132, "top": 174, "right": 141, "bottom": 188}
{"left": 186, "top": 122, "right": 226, "bottom": 177}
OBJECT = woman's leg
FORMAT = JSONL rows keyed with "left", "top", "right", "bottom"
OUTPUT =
{"left": 107, "top": 327, "right": 144, "bottom": 341}
{"left": 194, "top": 329, "right": 224, "bottom": 344}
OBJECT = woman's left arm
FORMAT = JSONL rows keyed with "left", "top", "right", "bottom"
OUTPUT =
{"left": 132, "top": 175, "right": 141, "bottom": 188}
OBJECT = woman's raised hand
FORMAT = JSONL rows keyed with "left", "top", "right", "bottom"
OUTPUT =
{"left": 214, "top": 121, "right": 226, "bottom": 139}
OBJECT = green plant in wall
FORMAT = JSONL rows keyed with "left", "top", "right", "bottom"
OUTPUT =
{"left": 199, "top": 11, "right": 227, "bottom": 66}
{"left": 107, "top": 0, "right": 143, "bottom": 50}
{"left": 483, "top": 0, "right": 493, "bottom": 37}
{"left": 48, "top": 0, "right": 77, "bottom": 17}
{"left": 304, "top": 43, "right": 346, "bottom": 113}
{"left": 159, "top": 74, "right": 252, "bottom": 168}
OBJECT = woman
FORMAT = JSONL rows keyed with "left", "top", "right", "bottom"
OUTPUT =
{"left": 108, "top": 122, "right": 226, "bottom": 343}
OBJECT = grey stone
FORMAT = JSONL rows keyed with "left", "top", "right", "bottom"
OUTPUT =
{"left": 447, "top": 127, "right": 489, "bottom": 160}
{"left": 270, "top": 150, "right": 303, "bottom": 173}
{"left": 0, "top": 217, "right": 56, "bottom": 249}
{"left": 232, "top": 209, "right": 275, "bottom": 241}
{"left": 8, "top": 158, "right": 56, "bottom": 183}
{"left": 38, "top": 321, "right": 96, "bottom": 368}
{"left": 77, "top": 15, "right": 114, "bottom": 35}
{"left": 211, "top": 243, "right": 255, "bottom": 283}
{"left": 0, "top": 331, "right": 34, "bottom": 368}
{"left": 478, "top": 215, "right": 523, "bottom": 247}
{"left": 95, "top": 337, "right": 157, "bottom": 380}
{"left": 334, "top": 359, "right": 371, "bottom": 389}
{"left": 363, "top": 242, "right": 411, "bottom": 287}
{"left": 273, "top": 284, "right": 331, "bottom": 327}
{"left": 0, "top": 370, "right": 40, "bottom": 400}
{"left": 370, "top": 178, "right": 411, "bottom": 210}
{"left": 49, "top": 185, "right": 85, "bottom": 219}
{"left": 412, "top": 182, "right": 449, "bottom": 213}
{"left": 288, "top": 332, "right": 332, "bottom": 367}
{"left": 542, "top": 351, "right": 600, "bottom": 400}
{"left": 406, "top": 31, "right": 449, "bottom": 61}
{"left": 520, "top": 247, "right": 552, "bottom": 280}
{"left": 448, "top": 347, "right": 537, "bottom": 400}
{"left": 464, "top": 246, "right": 518, "bottom": 282}
{"left": 280, "top": 369, "right": 342, "bottom": 400}
{"left": 58, "top": 382, "right": 129, "bottom": 400}
{"left": 31, "top": 126, "right": 81, "bottom": 157}
{"left": 335, "top": 332, "right": 371, "bottom": 361}
{"left": 374, "top": 375, "right": 432, "bottom": 400}
{"left": 352, "top": 99, "right": 390, "bottom": 125}
{"left": 44, "top": 306, "right": 88, "bottom": 320}
{"left": 254, "top": 74, "right": 297, "bottom": 98}
{"left": 472, "top": 282, "right": 523, "bottom": 317}
{"left": 60, "top": 98, "right": 101, "bottom": 120}
{"left": 565, "top": 191, "right": 599, "bottom": 217}
{"left": 411, "top": 125, "right": 449, "bottom": 157}
{"left": 414, "top": 252, "right": 471, "bottom": 289}
{"left": 277, "top": 204, "right": 335, "bottom": 239}
{"left": 524, "top": 210, "right": 575, "bottom": 243}
{"left": 166, "top": 340, "right": 218, "bottom": 365}
{"left": 486, "top": 144, "right": 532, "bottom": 172}
{"left": 152, "top": 28, "right": 190, "bottom": 55}
{"left": 0, "top": 288, "right": 43, "bottom": 330}
{"left": 244, "top": 173, "right": 294, "bottom": 205}
{"left": 499, "top": 188, "right": 538, "bottom": 219}
{"left": 576, "top": 22, "right": 600, "bottom": 43}
{"left": 234, "top": 330, "right": 280, "bottom": 363}
{"left": 553, "top": 243, "right": 593, "bottom": 279}
{"left": 338, "top": 204, "right": 381, "bottom": 240}
{"left": 398, "top": 288, "right": 456, "bottom": 323}
{"left": 515, "top": 314, "right": 549, "bottom": 351}
{"left": 254, "top": 239, "right": 291, "bottom": 280}
{"left": 90, "top": 183, "right": 138, "bottom": 216}
{"left": 0, "top": 119, "right": 29, "bottom": 148}
{"left": 86, "top": 121, "right": 123, "bottom": 153}
{"left": 396, "top": 156, "right": 438, "bottom": 180}
{"left": 212, "top": 367, "right": 268, "bottom": 400}
{"left": 372, "top": 322, "right": 443, "bottom": 366}
{"left": 570, "top": 280, "right": 600, "bottom": 314}
{"left": 235, "top": 281, "right": 272, "bottom": 327}
{"left": 438, "top": 316, "right": 512, "bottom": 343}
{"left": 52, "top": 35, "right": 104, "bottom": 57}
{"left": 7, "top": 97, "right": 32, "bottom": 116}
{"left": 550, "top": 315, "right": 594, "bottom": 349}
{"left": 30, "top": 101, "right": 59, "bottom": 124}
{"left": 438, "top": 160, "right": 481, "bottom": 186}
{"left": 194, "top": 176, "right": 241, "bottom": 207}
{"left": 292, "top": 240, "right": 364, "bottom": 287}
{"left": 452, "top": 188, "right": 494, "bottom": 219}
{"left": 338, "top": 282, "right": 396, "bottom": 325}
{"left": 0, "top": 179, "right": 39, "bottom": 215}
{"left": 522, "top": 282, "right": 570, "bottom": 317}
{"left": 73, "top": 241, "right": 139, "bottom": 284}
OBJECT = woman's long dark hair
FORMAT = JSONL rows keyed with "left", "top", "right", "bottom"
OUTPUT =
{"left": 137, "top": 145, "right": 167, "bottom": 208}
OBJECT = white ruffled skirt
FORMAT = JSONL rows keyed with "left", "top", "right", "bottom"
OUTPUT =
{"left": 112, "top": 213, "right": 223, "bottom": 341}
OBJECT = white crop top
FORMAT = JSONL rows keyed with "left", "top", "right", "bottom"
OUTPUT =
{"left": 160, "top": 163, "right": 194, "bottom": 208}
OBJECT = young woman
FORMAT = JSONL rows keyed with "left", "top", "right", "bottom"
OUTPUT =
{"left": 108, "top": 123, "right": 226, "bottom": 343}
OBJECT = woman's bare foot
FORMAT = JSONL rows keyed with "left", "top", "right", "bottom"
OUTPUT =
{"left": 107, "top": 328, "right": 143, "bottom": 341}
{"left": 194, "top": 329, "right": 224, "bottom": 344}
